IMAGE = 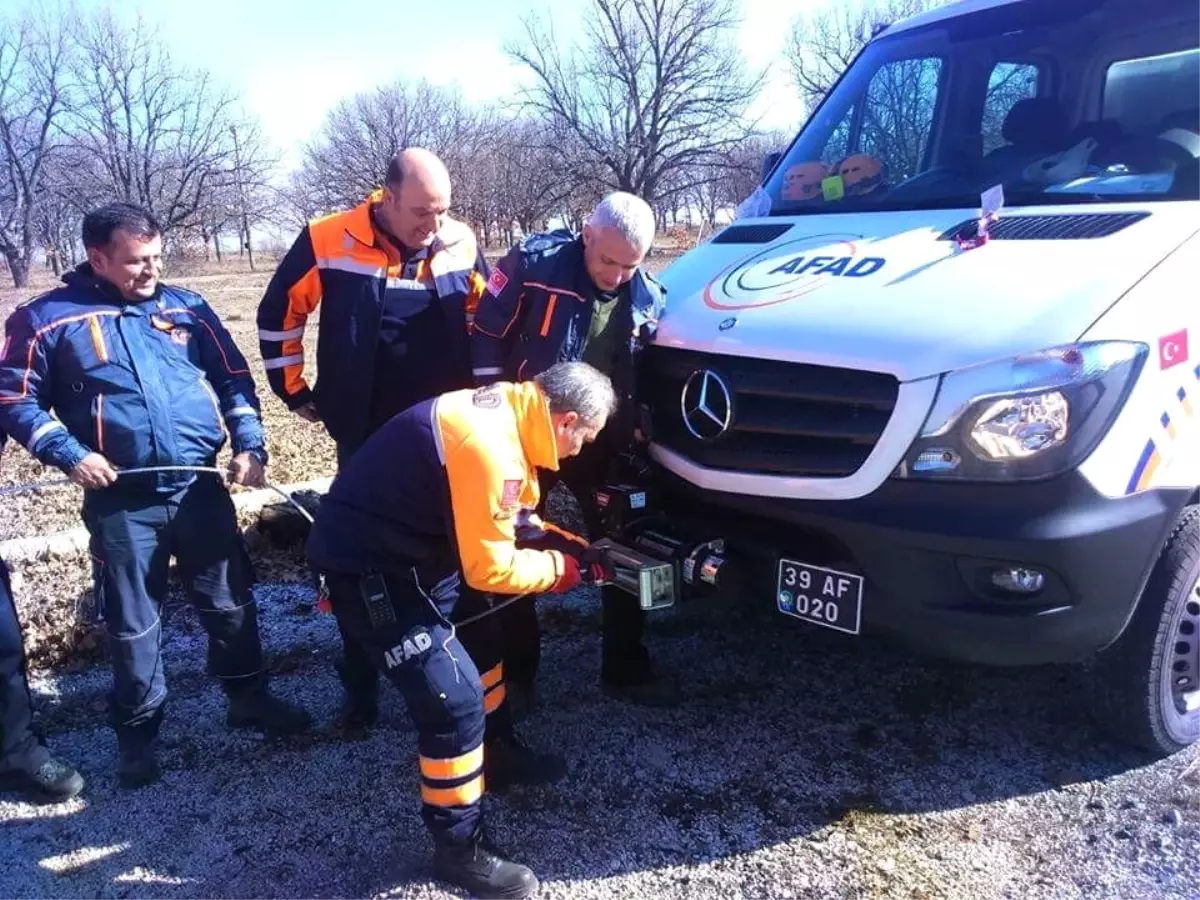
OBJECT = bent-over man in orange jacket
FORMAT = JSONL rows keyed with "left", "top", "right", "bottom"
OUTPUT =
{"left": 304, "top": 361, "right": 616, "bottom": 900}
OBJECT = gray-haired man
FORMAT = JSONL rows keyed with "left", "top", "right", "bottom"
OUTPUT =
{"left": 470, "top": 192, "right": 677, "bottom": 710}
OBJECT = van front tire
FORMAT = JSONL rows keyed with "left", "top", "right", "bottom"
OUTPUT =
{"left": 1087, "top": 504, "right": 1200, "bottom": 759}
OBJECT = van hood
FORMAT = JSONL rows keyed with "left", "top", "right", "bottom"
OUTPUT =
{"left": 655, "top": 203, "right": 1198, "bottom": 383}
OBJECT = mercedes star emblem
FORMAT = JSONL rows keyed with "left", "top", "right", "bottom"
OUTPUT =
{"left": 680, "top": 369, "right": 733, "bottom": 440}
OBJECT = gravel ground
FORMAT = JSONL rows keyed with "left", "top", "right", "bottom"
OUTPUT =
{"left": 2, "top": 551, "right": 1198, "bottom": 900}
{"left": 4, "top": 257, "right": 1198, "bottom": 899}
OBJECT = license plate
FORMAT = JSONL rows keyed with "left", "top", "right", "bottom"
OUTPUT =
{"left": 776, "top": 559, "right": 864, "bottom": 635}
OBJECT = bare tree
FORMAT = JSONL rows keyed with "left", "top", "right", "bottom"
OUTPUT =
{"left": 0, "top": 8, "right": 73, "bottom": 287}
{"left": 681, "top": 131, "right": 789, "bottom": 228}
{"left": 490, "top": 118, "right": 574, "bottom": 238}
{"left": 297, "top": 79, "right": 486, "bottom": 212}
{"left": 32, "top": 155, "right": 82, "bottom": 276}
{"left": 279, "top": 165, "right": 332, "bottom": 230}
{"left": 69, "top": 10, "right": 241, "bottom": 234}
{"left": 509, "top": 0, "right": 765, "bottom": 208}
{"left": 223, "top": 119, "right": 282, "bottom": 269}
{"left": 785, "top": 0, "right": 948, "bottom": 117}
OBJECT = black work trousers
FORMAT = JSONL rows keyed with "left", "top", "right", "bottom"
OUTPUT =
{"left": 324, "top": 569, "right": 509, "bottom": 846}
{"left": 0, "top": 559, "right": 42, "bottom": 769}
{"left": 498, "top": 435, "right": 649, "bottom": 689}
{"left": 83, "top": 477, "right": 265, "bottom": 747}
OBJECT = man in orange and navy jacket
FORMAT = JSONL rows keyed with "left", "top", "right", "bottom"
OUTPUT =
{"left": 305, "top": 361, "right": 617, "bottom": 900}
{"left": 257, "top": 148, "right": 489, "bottom": 726}
{"left": 256, "top": 147, "right": 489, "bottom": 463}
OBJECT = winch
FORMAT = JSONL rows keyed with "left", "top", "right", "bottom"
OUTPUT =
{"left": 587, "top": 481, "right": 735, "bottom": 611}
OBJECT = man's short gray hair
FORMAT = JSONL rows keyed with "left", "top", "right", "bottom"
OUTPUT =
{"left": 534, "top": 361, "right": 618, "bottom": 426}
{"left": 587, "top": 191, "right": 656, "bottom": 253}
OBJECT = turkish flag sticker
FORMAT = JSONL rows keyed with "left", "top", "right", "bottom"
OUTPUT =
{"left": 1159, "top": 329, "right": 1189, "bottom": 370}
{"left": 485, "top": 267, "right": 509, "bottom": 297}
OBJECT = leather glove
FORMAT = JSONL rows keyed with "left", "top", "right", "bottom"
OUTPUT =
{"left": 548, "top": 555, "right": 583, "bottom": 594}
{"left": 580, "top": 547, "right": 615, "bottom": 585}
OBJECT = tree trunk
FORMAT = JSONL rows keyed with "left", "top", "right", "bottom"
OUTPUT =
{"left": 213, "top": 227, "right": 223, "bottom": 263}
{"left": 8, "top": 256, "right": 29, "bottom": 288}
{"left": 243, "top": 218, "right": 256, "bottom": 272}
{"left": 49, "top": 248, "right": 62, "bottom": 277}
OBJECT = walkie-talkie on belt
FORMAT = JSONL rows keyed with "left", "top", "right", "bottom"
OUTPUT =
{"left": 359, "top": 572, "right": 398, "bottom": 628}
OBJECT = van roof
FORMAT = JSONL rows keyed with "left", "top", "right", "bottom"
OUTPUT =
{"left": 879, "top": 0, "right": 1030, "bottom": 37}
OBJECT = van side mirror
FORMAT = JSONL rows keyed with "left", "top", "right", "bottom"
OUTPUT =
{"left": 761, "top": 151, "right": 783, "bottom": 183}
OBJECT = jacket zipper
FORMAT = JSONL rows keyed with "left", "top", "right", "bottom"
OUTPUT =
{"left": 539, "top": 294, "right": 557, "bottom": 337}
{"left": 199, "top": 378, "right": 228, "bottom": 439}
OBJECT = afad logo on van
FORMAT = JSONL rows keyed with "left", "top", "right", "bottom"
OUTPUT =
{"left": 703, "top": 234, "right": 886, "bottom": 311}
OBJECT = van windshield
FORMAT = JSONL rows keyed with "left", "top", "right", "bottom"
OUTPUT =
{"left": 758, "top": 0, "right": 1199, "bottom": 216}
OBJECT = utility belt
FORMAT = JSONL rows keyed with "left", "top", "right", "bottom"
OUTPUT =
{"left": 316, "top": 565, "right": 463, "bottom": 626}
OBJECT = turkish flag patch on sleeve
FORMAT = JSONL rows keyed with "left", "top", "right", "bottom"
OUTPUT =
{"left": 1159, "top": 329, "right": 1189, "bottom": 370}
{"left": 486, "top": 267, "right": 509, "bottom": 296}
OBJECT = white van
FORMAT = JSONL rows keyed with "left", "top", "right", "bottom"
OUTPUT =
{"left": 637, "top": 0, "right": 1200, "bottom": 757}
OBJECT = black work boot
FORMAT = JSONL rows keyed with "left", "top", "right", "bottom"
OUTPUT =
{"left": 504, "top": 680, "right": 541, "bottom": 725}
{"left": 601, "top": 650, "right": 681, "bottom": 707}
{"left": 1, "top": 749, "right": 85, "bottom": 802}
{"left": 338, "top": 689, "right": 379, "bottom": 732}
{"left": 335, "top": 654, "right": 379, "bottom": 731}
{"left": 117, "top": 742, "right": 161, "bottom": 790}
{"left": 485, "top": 732, "right": 566, "bottom": 792}
{"left": 226, "top": 682, "right": 312, "bottom": 734}
{"left": 432, "top": 834, "right": 539, "bottom": 899}
{"left": 601, "top": 671, "right": 681, "bottom": 707}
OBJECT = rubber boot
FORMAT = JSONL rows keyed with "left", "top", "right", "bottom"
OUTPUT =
{"left": 117, "top": 740, "right": 161, "bottom": 790}
{"left": 226, "top": 681, "right": 312, "bottom": 734}
{"left": 601, "top": 648, "right": 681, "bottom": 707}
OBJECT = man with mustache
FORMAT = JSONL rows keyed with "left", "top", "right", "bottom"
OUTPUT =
{"left": 470, "top": 192, "right": 677, "bottom": 712}
{"left": 0, "top": 203, "right": 311, "bottom": 789}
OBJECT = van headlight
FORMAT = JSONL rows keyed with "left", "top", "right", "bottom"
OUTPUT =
{"left": 895, "top": 342, "right": 1147, "bottom": 481}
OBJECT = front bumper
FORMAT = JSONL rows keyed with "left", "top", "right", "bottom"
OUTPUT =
{"left": 652, "top": 466, "right": 1192, "bottom": 666}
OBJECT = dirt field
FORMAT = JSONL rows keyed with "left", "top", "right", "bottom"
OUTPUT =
{"left": 2, "top": 256, "right": 1198, "bottom": 900}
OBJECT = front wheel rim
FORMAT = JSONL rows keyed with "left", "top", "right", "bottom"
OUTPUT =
{"left": 1164, "top": 575, "right": 1200, "bottom": 736}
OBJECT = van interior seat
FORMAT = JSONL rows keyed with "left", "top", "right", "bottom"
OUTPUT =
{"left": 982, "top": 97, "right": 1072, "bottom": 179}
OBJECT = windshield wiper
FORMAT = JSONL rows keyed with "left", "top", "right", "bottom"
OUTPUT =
{"left": 996, "top": 189, "right": 1109, "bottom": 206}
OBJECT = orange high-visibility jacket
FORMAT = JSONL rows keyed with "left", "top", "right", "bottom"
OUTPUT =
{"left": 256, "top": 190, "right": 489, "bottom": 449}
{"left": 307, "top": 380, "right": 584, "bottom": 595}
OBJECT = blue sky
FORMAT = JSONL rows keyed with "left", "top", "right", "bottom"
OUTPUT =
{"left": 29, "top": 0, "right": 827, "bottom": 169}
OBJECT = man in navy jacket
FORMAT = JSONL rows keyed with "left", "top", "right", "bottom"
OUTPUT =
{"left": 0, "top": 203, "right": 310, "bottom": 788}
{"left": 471, "top": 192, "right": 677, "bottom": 709}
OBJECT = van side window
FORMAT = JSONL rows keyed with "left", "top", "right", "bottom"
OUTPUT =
{"left": 1103, "top": 49, "right": 1200, "bottom": 135}
{"left": 858, "top": 57, "right": 944, "bottom": 181}
{"left": 982, "top": 62, "right": 1041, "bottom": 153}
